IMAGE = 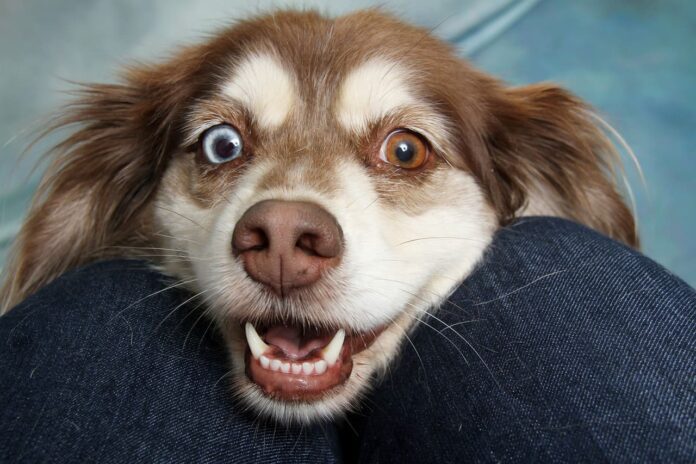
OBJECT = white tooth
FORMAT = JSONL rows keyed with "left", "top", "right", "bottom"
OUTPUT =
{"left": 260, "top": 355, "right": 270, "bottom": 369}
{"left": 302, "top": 362, "right": 314, "bottom": 375}
{"left": 314, "top": 359, "right": 328, "bottom": 374}
{"left": 281, "top": 362, "right": 291, "bottom": 374}
{"left": 270, "top": 359, "right": 282, "bottom": 371}
{"left": 245, "top": 322, "right": 269, "bottom": 359}
{"left": 291, "top": 363, "right": 302, "bottom": 374}
{"left": 321, "top": 329, "right": 345, "bottom": 366}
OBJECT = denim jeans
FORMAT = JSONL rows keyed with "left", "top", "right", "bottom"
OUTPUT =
{"left": 1, "top": 217, "right": 694, "bottom": 463}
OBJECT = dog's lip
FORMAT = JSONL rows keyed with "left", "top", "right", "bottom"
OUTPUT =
{"left": 243, "top": 321, "right": 386, "bottom": 401}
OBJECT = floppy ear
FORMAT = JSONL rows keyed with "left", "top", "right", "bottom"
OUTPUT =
{"left": 482, "top": 83, "right": 638, "bottom": 247}
{"left": 0, "top": 61, "right": 198, "bottom": 312}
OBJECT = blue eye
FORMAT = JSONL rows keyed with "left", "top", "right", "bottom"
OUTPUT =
{"left": 201, "top": 124, "right": 243, "bottom": 164}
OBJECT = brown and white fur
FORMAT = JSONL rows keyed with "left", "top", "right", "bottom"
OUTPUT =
{"left": 0, "top": 10, "right": 637, "bottom": 423}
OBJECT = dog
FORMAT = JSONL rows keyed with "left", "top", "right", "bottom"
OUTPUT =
{"left": 0, "top": 9, "right": 637, "bottom": 423}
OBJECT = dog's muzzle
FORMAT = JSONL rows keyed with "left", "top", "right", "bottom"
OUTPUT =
{"left": 232, "top": 200, "right": 380, "bottom": 400}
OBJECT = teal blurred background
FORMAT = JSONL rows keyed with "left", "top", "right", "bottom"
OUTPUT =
{"left": 1, "top": 0, "right": 694, "bottom": 285}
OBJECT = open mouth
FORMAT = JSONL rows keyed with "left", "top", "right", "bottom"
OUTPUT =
{"left": 244, "top": 322, "right": 385, "bottom": 401}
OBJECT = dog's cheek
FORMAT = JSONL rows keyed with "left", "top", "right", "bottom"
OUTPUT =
{"left": 187, "top": 161, "right": 279, "bottom": 320}
{"left": 151, "top": 156, "right": 218, "bottom": 279}
{"left": 404, "top": 169, "right": 498, "bottom": 302}
{"left": 151, "top": 157, "right": 271, "bottom": 318}
{"left": 395, "top": 168, "right": 497, "bottom": 306}
{"left": 337, "top": 167, "right": 497, "bottom": 327}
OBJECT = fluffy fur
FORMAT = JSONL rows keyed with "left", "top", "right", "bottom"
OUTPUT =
{"left": 0, "top": 10, "right": 637, "bottom": 423}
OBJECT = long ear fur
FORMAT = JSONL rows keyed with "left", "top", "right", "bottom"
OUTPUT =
{"left": 0, "top": 17, "right": 279, "bottom": 313}
{"left": 0, "top": 60, "right": 199, "bottom": 313}
{"left": 483, "top": 83, "right": 638, "bottom": 247}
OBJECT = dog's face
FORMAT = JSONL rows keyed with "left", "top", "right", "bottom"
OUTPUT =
{"left": 153, "top": 12, "right": 497, "bottom": 422}
{"left": 1, "top": 10, "right": 637, "bottom": 423}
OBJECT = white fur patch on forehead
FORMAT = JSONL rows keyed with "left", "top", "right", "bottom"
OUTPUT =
{"left": 336, "top": 58, "right": 418, "bottom": 133}
{"left": 222, "top": 53, "right": 296, "bottom": 129}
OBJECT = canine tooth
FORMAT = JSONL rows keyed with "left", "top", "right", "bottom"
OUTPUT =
{"left": 260, "top": 355, "right": 270, "bottom": 369}
{"left": 270, "top": 359, "right": 282, "bottom": 371}
{"left": 321, "top": 329, "right": 345, "bottom": 366}
{"left": 315, "top": 360, "right": 328, "bottom": 374}
{"left": 245, "top": 322, "right": 269, "bottom": 359}
{"left": 281, "top": 362, "right": 291, "bottom": 373}
{"left": 302, "top": 362, "right": 314, "bottom": 375}
{"left": 291, "top": 363, "right": 302, "bottom": 374}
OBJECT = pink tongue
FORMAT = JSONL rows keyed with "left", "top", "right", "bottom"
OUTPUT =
{"left": 263, "top": 326, "right": 332, "bottom": 360}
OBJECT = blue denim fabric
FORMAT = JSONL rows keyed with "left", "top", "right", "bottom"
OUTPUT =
{"left": 0, "top": 262, "right": 339, "bottom": 463}
{"left": 353, "top": 217, "right": 696, "bottom": 462}
{"left": 1, "top": 217, "right": 694, "bottom": 462}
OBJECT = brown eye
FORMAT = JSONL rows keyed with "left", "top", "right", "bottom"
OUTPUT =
{"left": 380, "top": 129, "right": 430, "bottom": 169}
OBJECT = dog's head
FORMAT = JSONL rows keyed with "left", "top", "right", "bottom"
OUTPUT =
{"left": 1, "top": 10, "right": 637, "bottom": 423}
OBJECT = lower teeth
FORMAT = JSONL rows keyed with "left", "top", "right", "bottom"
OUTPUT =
{"left": 244, "top": 322, "right": 345, "bottom": 370}
{"left": 259, "top": 355, "right": 329, "bottom": 375}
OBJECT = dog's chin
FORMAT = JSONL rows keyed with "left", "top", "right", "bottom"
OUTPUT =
{"left": 218, "top": 312, "right": 412, "bottom": 424}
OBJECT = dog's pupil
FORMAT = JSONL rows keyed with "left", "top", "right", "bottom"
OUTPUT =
{"left": 215, "top": 138, "right": 238, "bottom": 159}
{"left": 395, "top": 141, "right": 414, "bottom": 162}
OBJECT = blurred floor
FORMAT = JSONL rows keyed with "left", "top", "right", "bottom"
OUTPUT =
{"left": 1, "top": 0, "right": 694, "bottom": 285}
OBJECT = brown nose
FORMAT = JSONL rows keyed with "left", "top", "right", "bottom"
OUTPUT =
{"left": 231, "top": 200, "right": 343, "bottom": 296}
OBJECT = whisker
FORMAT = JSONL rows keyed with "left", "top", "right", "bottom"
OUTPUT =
{"left": 351, "top": 273, "right": 469, "bottom": 319}
{"left": 401, "top": 288, "right": 500, "bottom": 389}
{"left": 107, "top": 245, "right": 192, "bottom": 253}
{"left": 182, "top": 291, "right": 222, "bottom": 350}
{"left": 473, "top": 269, "right": 567, "bottom": 306}
{"left": 408, "top": 310, "right": 470, "bottom": 366}
{"left": 358, "top": 286, "right": 470, "bottom": 366}
{"left": 154, "top": 205, "right": 211, "bottom": 232}
{"left": 181, "top": 303, "right": 212, "bottom": 350}
{"left": 114, "top": 253, "right": 213, "bottom": 262}
{"left": 151, "top": 288, "right": 213, "bottom": 336}
{"left": 436, "top": 319, "right": 484, "bottom": 333}
{"left": 198, "top": 313, "right": 218, "bottom": 351}
{"left": 213, "top": 370, "right": 234, "bottom": 389}
{"left": 395, "top": 236, "right": 491, "bottom": 247}
{"left": 108, "top": 277, "right": 198, "bottom": 322}
{"left": 153, "top": 232, "right": 202, "bottom": 245}
{"left": 387, "top": 314, "right": 428, "bottom": 378}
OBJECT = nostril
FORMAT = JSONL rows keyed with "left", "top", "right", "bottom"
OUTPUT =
{"left": 295, "top": 233, "right": 322, "bottom": 257}
{"left": 247, "top": 227, "right": 269, "bottom": 251}
{"left": 233, "top": 226, "right": 269, "bottom": 255}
